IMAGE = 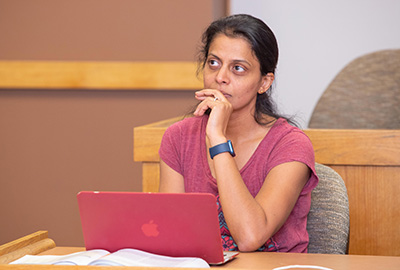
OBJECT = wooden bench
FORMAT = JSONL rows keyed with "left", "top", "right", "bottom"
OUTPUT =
{"left": 134, "top": 117, "right": 400, "bottom": 256}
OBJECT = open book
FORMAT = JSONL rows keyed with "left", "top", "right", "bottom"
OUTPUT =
{"left": 10, "top": 248, "right": 210, "bottom": 268}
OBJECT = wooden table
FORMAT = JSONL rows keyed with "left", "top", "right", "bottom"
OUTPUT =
{"left": 2, "top": 246, "right": 400, "bottom": 270}
{"left": 1, "top": 233, "right": 400, "bottom": 269}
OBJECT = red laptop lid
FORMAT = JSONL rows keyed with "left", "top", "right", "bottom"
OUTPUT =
{"left": 77, "top": 191, "right": 226, "bottom": 264}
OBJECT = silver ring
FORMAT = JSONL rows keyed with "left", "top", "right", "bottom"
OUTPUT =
{"left": 213, "top": 97, "right": 218, "bottom": 101}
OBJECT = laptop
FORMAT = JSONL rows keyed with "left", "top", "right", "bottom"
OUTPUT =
{"left": 77, "top": 191, "right": 239, "bottom": 265}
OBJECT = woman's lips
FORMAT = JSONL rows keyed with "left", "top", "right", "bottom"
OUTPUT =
{"left": 219, "top": 90, "right": 231, "bottom": 98}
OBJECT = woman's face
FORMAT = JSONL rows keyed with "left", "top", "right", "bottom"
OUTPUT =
{"left": 203, "top": 34, "right": 273, "bottom": 113}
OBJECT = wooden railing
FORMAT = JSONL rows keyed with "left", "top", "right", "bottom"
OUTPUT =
{"left": 0, "top": 231, "right": 55, "bottom": 264}
{"left": 133, "top": 117, "right": 400, "bottom": 256}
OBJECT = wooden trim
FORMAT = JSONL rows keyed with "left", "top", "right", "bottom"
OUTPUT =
{"left": 142, "top": 162, "right": 161, "bottom": 193}
{"left": 0, "top": 61, "right": 202, "bottom": 90}
{"left": 305, "top": 129, "right": 400, "bottom": 166}
{"left": 226, "top": 0, "right": 231, "bottom": 15}
{"left": 0, "top": 231, "right": 56, "bottom": 264}
{"left": 133, "top": 118, "right": 400, "bottom": 166}
{"left": 133, "top": 116, "right": 183, "bottom": 162}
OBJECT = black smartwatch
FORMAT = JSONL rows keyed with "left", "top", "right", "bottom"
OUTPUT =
{"left": 209, "top": 140, "right": 236, "bottom": 159}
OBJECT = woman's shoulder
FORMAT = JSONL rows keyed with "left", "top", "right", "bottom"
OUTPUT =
{"left": 165, "top": 115, "right": 207, "bottom": 135}
{"left": 271, "top": 118, "right": 306, "bottom": 137}
{"left": 174, "top": 115, "right": 204, "bottom": 125}
{"left": 266, "top": 118, "right": 313, "bottom": 151}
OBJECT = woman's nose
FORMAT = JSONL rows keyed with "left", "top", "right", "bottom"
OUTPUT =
{"left": 215, "top": 66, "right": 229, "bottom": 84}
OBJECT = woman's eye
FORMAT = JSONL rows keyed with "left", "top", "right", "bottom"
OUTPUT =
{"left": 233, "top": 65, "right": 245, "bottom": 72}
{"left": 209, "top": 59, "right": 219, "bottom": 67}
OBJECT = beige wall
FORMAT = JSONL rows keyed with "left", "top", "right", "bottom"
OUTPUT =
{"left": 0, "top": 0, "right": 226, "bottom": 61}
{"left": 0, "top": 0, "right": 227, "bottom": 246}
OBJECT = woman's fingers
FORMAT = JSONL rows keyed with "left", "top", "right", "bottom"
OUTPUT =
{"left": 193, "top": 89, "right": 225, "bottom": 116}
{"left": 193, "top": 89, "right": 233, "bottom": 142}
{"left": 193, "top": 97, "right": 219, "bottom": 116}
{"left": 195, "top": 89, "right": 226, "bottom": 102}
{"left": 193, "top": 99, "right": 211, "bottom": 116}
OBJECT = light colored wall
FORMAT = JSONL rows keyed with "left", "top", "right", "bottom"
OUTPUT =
{"left": 231, "top": 0, "right": 400, "bottom": 128}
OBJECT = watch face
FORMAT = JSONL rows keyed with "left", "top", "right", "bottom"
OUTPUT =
{"left": 227, "top": 140, "right": 236, "bottom": 157}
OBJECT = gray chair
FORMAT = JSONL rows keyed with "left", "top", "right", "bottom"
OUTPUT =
{"left": 309, "top": 49, "right": 400, "bottom": 129}
{"left": 307, "top": 163, "right": 350, "bottom": 254}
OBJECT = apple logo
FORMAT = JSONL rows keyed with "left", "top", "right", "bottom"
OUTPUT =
{"left": 141, "top": 220, "right": 160, "bottom": 237}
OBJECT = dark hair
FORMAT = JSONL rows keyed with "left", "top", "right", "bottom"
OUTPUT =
{"left": 197, "top": 14, "right": 296, "bottom": 126}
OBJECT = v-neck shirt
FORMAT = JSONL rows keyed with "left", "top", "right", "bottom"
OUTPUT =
{"left": 159, "top": 115, "right": 318, "bottom": 252}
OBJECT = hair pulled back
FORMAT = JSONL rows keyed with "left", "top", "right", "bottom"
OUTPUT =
{"left": 198, "top": 14, "right": 294, "bottom": 126}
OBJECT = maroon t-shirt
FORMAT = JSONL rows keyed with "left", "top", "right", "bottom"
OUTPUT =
{"left": 159, "top": 116, "right": 318, "bottom": 253}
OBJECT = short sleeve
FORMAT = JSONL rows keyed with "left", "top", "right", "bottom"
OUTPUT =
{"left": 158, "top": 122, "right": 183, "bottom": 175}
{"left": 267, "top": 129, "right": 318, "bottom": 195}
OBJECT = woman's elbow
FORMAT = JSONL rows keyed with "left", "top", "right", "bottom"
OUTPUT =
{"left": 235, "top": 234, "right": 267, "bottom": 252}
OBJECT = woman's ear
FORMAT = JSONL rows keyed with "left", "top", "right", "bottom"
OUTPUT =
{"left": 258, "top": 73, "right": 275, "bottom": 94}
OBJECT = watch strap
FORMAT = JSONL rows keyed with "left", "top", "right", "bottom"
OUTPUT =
{"left": 209, "top": 140, "right": 235, "bottom": 159}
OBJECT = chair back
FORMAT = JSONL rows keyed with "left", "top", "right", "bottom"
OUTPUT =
{"left": 307, "top": 163, "right": 350, "bottom": 254}
{"left": 309, "top": 49, "right": 400, "bottom": 129}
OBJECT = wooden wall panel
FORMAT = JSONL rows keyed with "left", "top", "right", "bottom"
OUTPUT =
{"left": 332, "top": 165, "right": 400, "bottom": 256}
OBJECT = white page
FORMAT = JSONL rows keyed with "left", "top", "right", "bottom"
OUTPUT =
{"left": 10, "top": 249, "right": 109, "bottom": 265}
{"left": 10, "top": 255, "right": 65, "bottom": 265}
{"left": 89, "top": 248, "right": 210, "bottom": 268}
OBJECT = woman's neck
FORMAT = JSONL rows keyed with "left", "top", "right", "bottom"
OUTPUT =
{"left": 226, "top": 111, "right": 274, "bottom": 142}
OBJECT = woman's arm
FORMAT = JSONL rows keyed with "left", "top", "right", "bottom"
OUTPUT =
{"left": 214, "top": 154, "right": 309, "bottom": 251}
{"left": 159, "top": 159, "right": 185, "bottom": 193}
{"left": 195, "top": 89, "right": 310, "bottom": 252}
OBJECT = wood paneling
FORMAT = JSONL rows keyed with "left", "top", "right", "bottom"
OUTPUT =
{"left": 332, "top": 165, "right": 400, "bottom": 255}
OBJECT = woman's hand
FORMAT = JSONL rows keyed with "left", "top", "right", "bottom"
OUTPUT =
{"left": 194, "top": 89, "right": 233, "bottom": 146}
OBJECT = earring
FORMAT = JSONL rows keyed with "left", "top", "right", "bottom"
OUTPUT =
{"left": 258, "top": 85, "right": 271, "bottom": 94}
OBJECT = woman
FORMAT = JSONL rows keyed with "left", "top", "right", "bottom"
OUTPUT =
{"left": 158, "top": 14, "right": 318, "bottom": 253}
